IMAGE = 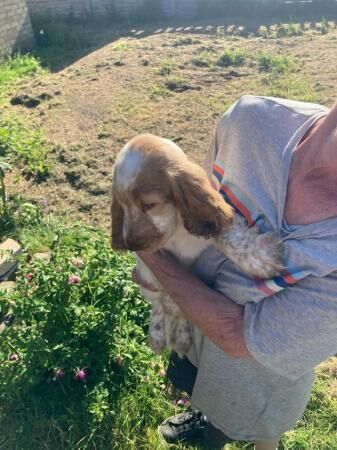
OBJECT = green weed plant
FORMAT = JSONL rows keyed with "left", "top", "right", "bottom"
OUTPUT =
{"left": 157, "top": 59, "right": 175, "bottom": 76}
{"left": 258, "top": 52, "right": 296, "bottom": 74}
{"left": 0, "top": 54, "right": 43, "bottom": 102}
{"left": 217, "top": 49, "right": 248, "bottom": 67}
{"left": 257, "top": 19, "right": 334, "bottom": 39}
{"left": 0, "top": 117, "right": 51, "bottom": 181}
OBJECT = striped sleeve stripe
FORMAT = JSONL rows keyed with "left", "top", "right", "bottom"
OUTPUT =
{"left": 211, "top": 165, "right": 312, "bottom": 296}
{"left": 212, "top": 164, "right": 260, "bottom": 226}
{"left": 256, "top": 269, "right": 311, "bottom": 296}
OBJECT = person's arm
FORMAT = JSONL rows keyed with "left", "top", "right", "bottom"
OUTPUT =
{"left": 136, "top": 250, "right": 250, "bottom": 358}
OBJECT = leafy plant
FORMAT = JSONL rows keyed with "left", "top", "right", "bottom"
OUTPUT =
{"left": 157, "top": 59, "right": 175, "bottom": 76}
{"left": 319, "top": 17, "right": 330, "bottom": 35}
{"left": 217, "top": 49, "right": 248, "bottom": 67}
{"left": 258, "top": 23, "right": 303, "bottom": 39}
{"left": 150, "top": 84, "right": 172, "bottom": 99}
{"left": 287, "top": 23, "right": 303, "bottom": 37}
{"left": 258, "top": 25, "right": 269, "bottom": 38}
{"left": 0, "top": 117, "right": 51, "bottom": 181}
{"left": 0, "top": 220, "right": 173, "bottom": 448}
{"left": 258, "top": 52, "right": 296, "bottom": 74}
{"left": 0, "top": 54, "right": 43, "bottom": 102}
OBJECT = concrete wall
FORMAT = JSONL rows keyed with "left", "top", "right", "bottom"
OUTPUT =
{"left": 160, "top": 0, "right": 200, "bottom": 19}
{"left": 0, "top": 0, "right": 35, "bottom": 54}
{"left": 25, "top": 0, "right": 203, "bottom": 19}
{"left": 26, "top": 0, "right": 117, "bottom": 18}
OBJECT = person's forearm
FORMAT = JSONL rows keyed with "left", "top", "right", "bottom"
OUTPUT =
{"left": 137, "top": 251, "right": 250, "bottom": 358}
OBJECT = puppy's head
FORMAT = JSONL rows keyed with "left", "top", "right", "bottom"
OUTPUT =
{"left": 111, "top": 134, "right": 233, "bottom": 252}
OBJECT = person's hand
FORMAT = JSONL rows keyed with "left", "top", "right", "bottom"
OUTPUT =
{"left": 133, "top": 250, "right": 179, "bottom": 292}
{"left": 132, "top": 265, "right": 159, "bottom": 292}
{"left": 137, "top": 250, "right": 178, "bottom": 272}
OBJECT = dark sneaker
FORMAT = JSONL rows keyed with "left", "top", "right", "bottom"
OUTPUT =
{"left": 159, "top": 411, "right": 208, "bottom": 444}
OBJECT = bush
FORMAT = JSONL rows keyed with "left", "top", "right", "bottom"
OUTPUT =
{"left": 0, "top": 221, "right": 169, "bottom": 447}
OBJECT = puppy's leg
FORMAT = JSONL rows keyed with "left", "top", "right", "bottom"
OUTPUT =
{"left": 148, "top": 302, "right": 167, "bottom": 355}
{"left": 163, "top": 300, "right": 192, "bottom": 356}
{"left": 216, "top": 215, "right": 284, "bottom": 279}
{"left": 136, "top": 259, "right": 167, "bottom": 354}
{"left": 172, "top": 316, "right": 192, "bottom": 356}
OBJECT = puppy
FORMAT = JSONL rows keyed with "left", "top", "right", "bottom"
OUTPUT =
{"left": 111, "top": 134, "right": 283, "bottom": 355}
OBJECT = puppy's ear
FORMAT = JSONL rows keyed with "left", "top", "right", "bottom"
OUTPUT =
{"left": 111, "top": 187, "right": 126, "bottom": 250}
{"left": 168, "top": 161, "right": 233, "bottom": 238}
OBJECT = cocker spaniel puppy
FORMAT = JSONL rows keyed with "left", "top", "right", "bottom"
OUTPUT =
{"left": 111, "top": 134, "right": 283, "bottom": 355}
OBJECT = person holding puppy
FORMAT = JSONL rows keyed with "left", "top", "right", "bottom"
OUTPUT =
{"left": 133, "top": 95, "right": 337, "bottom": 450}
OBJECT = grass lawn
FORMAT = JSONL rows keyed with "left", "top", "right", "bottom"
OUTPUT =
{"left": 1, "top": 15, "right": 337, "bottom": 449}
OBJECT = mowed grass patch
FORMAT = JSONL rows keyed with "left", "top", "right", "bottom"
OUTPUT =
{"left": 262, "top": 75, "right": 320, "bottom": 103}
{"left": 115, "top": 95, "right": 155, "bottom": 121}
{"left": 3, "top": 19, "right": 336, "bottom": 228}
{"left": 208, "top": 94, "right": 233, "bottom": 118}
{"left": 173, "top": 36, "right": 201, "bottom": 46}
{"left": 191, "top": 50, "right": 215, "bottom": 68}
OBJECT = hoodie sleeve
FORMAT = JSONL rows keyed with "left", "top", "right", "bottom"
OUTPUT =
{"left": 244, "top": 271, "right": 337, "bottom": 380}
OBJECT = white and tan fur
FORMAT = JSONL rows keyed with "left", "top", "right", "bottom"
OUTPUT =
{"left": 111, "top": 134, "right": 283, "bottom": 355}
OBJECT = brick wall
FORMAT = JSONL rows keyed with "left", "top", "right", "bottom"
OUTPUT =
{"left": 0, "top": 0, "right": 34, "bottom": 54}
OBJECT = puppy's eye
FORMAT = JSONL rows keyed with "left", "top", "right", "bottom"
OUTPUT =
{"left": 142, "top": 203, "right": 157, "bottom": 212}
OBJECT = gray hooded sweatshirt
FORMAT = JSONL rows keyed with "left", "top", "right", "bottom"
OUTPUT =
{"left": 188, "top": 95, "right": 337, "bottom": 440}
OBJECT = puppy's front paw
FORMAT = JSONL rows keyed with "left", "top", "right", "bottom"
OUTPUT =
{"left": 249, "top": 232, "right": 284, "bottom": 279}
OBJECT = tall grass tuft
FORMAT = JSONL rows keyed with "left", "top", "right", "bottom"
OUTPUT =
{"left": 0, "top": 54, "right": 43, "bottom": 101}
{"left": 0, "top": 117, "right": 52, "bottom": 181}
{"left": 217, "top": 49, "right": 248, "bottom": 67}
{"left": 258, "top": 52, "right": 296, "bottom": 74}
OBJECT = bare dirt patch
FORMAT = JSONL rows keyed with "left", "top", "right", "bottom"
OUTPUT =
{"left": 5, "top": 21, "right": 337, "bottom": 229}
